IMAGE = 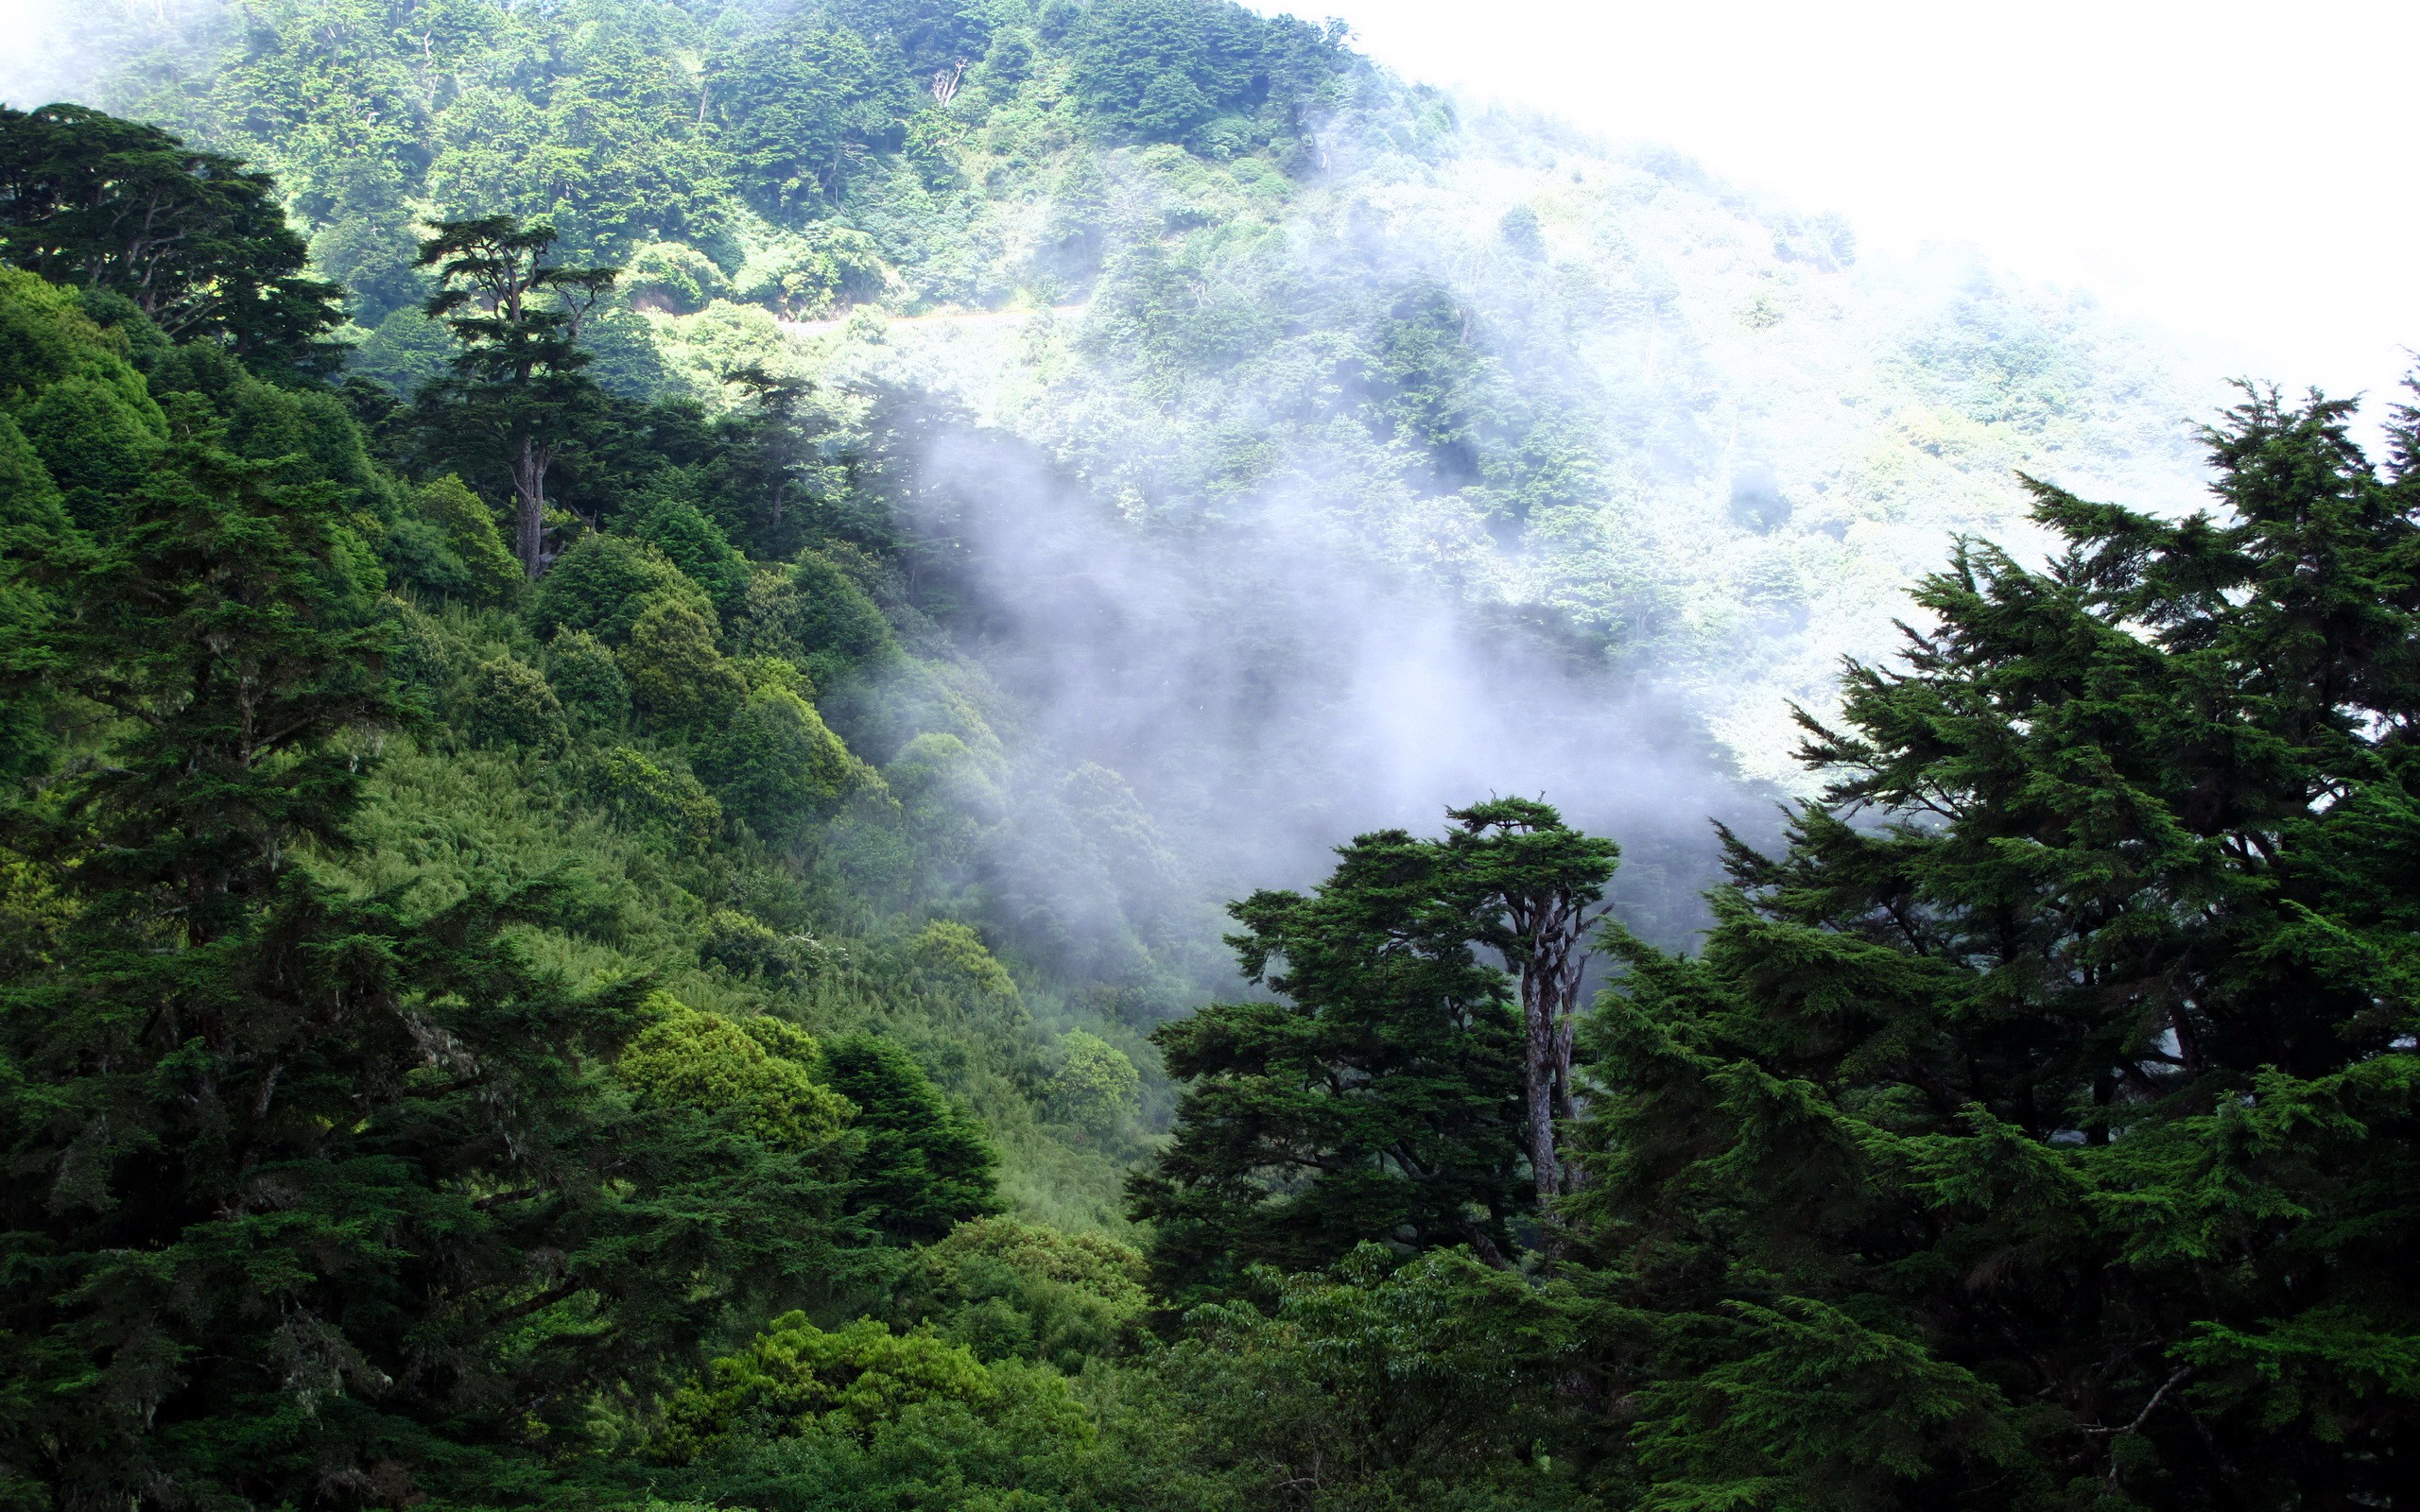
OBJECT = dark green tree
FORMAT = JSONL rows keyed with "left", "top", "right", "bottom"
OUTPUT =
{"left": 0, "top": 104, "right": 343, "bottom": 372}
{"left": 711, "top": 25, "right": 898, "bottom": 221}
{"left": 1437, "top": 798, "right": 1619, "bottom": 1249}
{"left": 412, "top": 216, "right": 618, "bottom": 577}
{"left": 1129, "top": 827, "right": 1530, "bottom": 1297}
{"left": 1574, "top": 384, "right": 2420, "bottom": 1508}
{"left": 1067, "top": 0, "right": 1340, "bottom": 146}
{"left": 821, "top": 1036, "right": 1002, "bottom": 1245}
{"left": 0, "top": 272, "right": 848, "bottom": 1509}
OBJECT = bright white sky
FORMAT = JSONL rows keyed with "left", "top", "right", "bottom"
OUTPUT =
{"left": 1290, "top": 0, "right": 2419, "bottom": 427}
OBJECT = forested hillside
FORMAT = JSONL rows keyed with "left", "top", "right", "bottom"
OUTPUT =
{"left": 4, "top": 2, "right": 2416, "bottom": 1508}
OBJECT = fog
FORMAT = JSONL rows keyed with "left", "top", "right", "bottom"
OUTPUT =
{"left": 2, "top": 0, "right": 2238, "bottom": 990}
{"left": 896, "top": 424, "right": 1768, "bottom": 978}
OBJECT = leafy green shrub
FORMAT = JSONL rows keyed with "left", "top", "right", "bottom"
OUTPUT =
{"left": 913, "top": 1216, "right": 1149, "bottom": 1369}
{"left": 624, "top": 494, "right": 751, "bottom": 620}
{"left": 653, "top": 1314, "right": 997, "bottom": 1464}
{"left": 1120, "top": 1245, "right": 1594, "bottom": 1509}
{"left": 534, "top": 533, "right": 709, "bottom": 643}
{"left": 905, "top": 919, "right": 1029, "bottom": 1042}
{"left": 599, "top": 747, "right": 723, "bottom": 850}
{"left": 737, "top": 1012, "right": 822, "bottom": 1067}
{"left": 698, "top": 686, "right": 873, "bottom": 837}
{"left": 701, "top": 908, "right": 828, "bottom": 985}
{"left": 617, "top": 993, "right": 853, "bottom": 1151}
{"left": 735, "top": 222, "right": 893, "bottom": 318}
{"left": 383, "top": 596, "right": 460, "bottom": 704}
{"left": 11, "top": 363, "right": 163, "bottom": 532}
{"left": 413, "top": 475, "right": 522, "bottom": 604}
{"left": 885, "top": 732, "right": 1004, "bottom": 819}
{"left": 622, "top": 594, "right": 749, "bottom": 730}
{"left": 745, "top": 550, "right": 898, "bottom": 687}
{"left": 626, "top": 241, "right": 732, "bottom": 314}
{"left": 822, "top": 1037, "right": 1002, "bottom": 1244}
{"left": 908, "top": 919, "right": 1015, "bottom": 999}
{"left": 349, "top": 304, "right": 455, "bottom": 395}
{"left": 1046, "top": 1031, "right": 1139, "bottom": 1132}
{"left": 545, "top": 627, "right": 631, "bottom": 732}
{"left": 459, "top": 656, "right": 570, "bottom": 752}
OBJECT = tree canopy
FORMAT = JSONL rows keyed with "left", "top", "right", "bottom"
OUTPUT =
{"left": 0, "top": 104, "right": 343, "bottom": 373}
{"left": 1572, "top": 384, "right": 2420, "bottom": 1507}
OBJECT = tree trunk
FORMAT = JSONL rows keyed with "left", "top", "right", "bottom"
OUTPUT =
{"left": 510, "top": 434, "right": 548, "bottom": 578}
{"left": 1522, "top": 964, "right": 1564, "bottom": 1241}
{"left": 1520, "top": 900, "right": 1593, "bottom": 1260}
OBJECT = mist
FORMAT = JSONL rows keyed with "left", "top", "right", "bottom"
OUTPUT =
{"left": 888, "top": 421, "right": 1769, "bottom": 984}
{"left": 2, "top": 0, "right": 2228, "bottom": 999}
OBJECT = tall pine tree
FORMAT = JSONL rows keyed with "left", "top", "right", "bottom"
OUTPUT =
{"left": 1575, "top": 384, "right": 2420, "bottom": 1509}
{"left": 1131, "top": 826, "right": 1530, "bottom": 1297}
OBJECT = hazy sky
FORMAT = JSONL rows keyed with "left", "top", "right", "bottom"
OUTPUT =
{"left": 1291, "top": 0, "right": 2418, "bottom": 422}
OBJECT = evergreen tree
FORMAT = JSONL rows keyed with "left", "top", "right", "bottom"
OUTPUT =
{"left": 1437, "top": 798, "right": 1619, "bottom": 1246}
{"left": 0, "top": 104, "right": 343, "bottom": 373}
{"left": 1130, "top": 827, "right": 1530, "bottom": 1296}
{"left": 821, "top": 1036, "right": 1002, "bottom": 1245}
{"left": 0, "top": 269, "right": 848, "bottom": 1509}
{"left": 1574, "top": 384, "right": 2420, "bottom": 1508}
{"left": 412, "top": 216, "right": 617, "bottom": 577}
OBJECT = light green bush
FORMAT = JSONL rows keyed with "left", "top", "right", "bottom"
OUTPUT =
{"left": 616, "top": 992, "right": 853, "bottom": 1150}
{"left": 698, "top": 685, "right": 874, "bottom": 836}
{"left": 459, "top": 656, "right": 569, "bottom": 752}
{"left": 653, "top": 1314, "right": 998, "bottom": 1463}
{"left": 598, "top": 747, "right": 722, "bottom": 850}
{"left": 412, "top": 475, "right": 522, "bottom": 604}
{"left": 545, "top": 627, "right": 631, "bottom": 732}
{"left": 534, "top": 534, "right": 710, "bottom": 644}
{"left": 621, "top": 594, "right": 749, "bottom": 730}
{"left": 1047, "top": 1031, "right": 1139, "bottom": 1132}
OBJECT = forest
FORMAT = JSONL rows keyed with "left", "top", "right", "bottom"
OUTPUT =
{"left": 1, "top": 1, "right": 2416, "bottom": 1508}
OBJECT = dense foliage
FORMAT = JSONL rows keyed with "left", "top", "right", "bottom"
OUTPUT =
{"left": 1573, "top": 387, "right": 2420, "bottom": 1507}
{"left": 2, "top": 9, "right": 2414, "bottom": 1511}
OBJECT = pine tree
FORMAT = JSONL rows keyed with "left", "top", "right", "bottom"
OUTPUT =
{"left": 821, "top": 1036, "right": 1002, "bottom": 1245}
{"left": 0, "top": 104, "right": 343, "bottom": 373}
{"left": 1574, "top": 384, "right": 2420, "bottom": 1508}
{"left": 0, "top": 274, "right": 848, "bottom": 1508}
{"left": 1130, "top": 827, "right": 1530, "bottom": 1296}
{"left": 412, "top": 216, "right": 617, "bottom": 577}
{"left": 1436, "top": 798, "right": 1619, "bottom": 1246}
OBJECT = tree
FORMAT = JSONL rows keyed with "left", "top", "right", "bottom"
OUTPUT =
{"left": 1437, "top": 798, "right": 1618, "bottom": 1246}
{"left": 413, "top": 216, "right": 618, "bottom": 577}
{"left": 711, "top": 25, "right": 898, "bottom": 220}
{"left": 1573, "top": 384, "right": 2420, "bottom": 1507}
{"left": 904, "top": 1214, "right": 1150, "bottom": 1369}
{"left": 0, "top": 104, "right": 344, "bottom": 374}
{"left": 821, "top": 1036, "right": 1002, "bottom": 1245}
{"left": 1123, "top": 1244, "right": 1597, "bottom": 1509}
{"left": 1129, "top": 827, "right": 1530, "bottom": 1297}
{"left": 1067, "top": 0, "right": 1330, "bottom": 145}
{"left": 652, "top": 1313, "right": 999, "bottom": 1464}
{"left": 0, "top": 265, "right": 849, "bottom": 1510}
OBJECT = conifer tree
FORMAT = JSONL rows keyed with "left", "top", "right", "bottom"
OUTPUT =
{"left": 1575, "top": 384, "right": 2420, "bottom": 1508}
{"left": 0, "top": 273, "right": 848, "bottom": 1508}
{"left": 1436, "top": 798, "right": 1619, "bottom": 1244}
{"left": 1131, "top": 827, "right": 1530, "bottom": 1295}
{"left": 0, "top": 104, "right": 343, "bottom": 373}
{"left": 412, "top": 216, "right": 617, "bottom": 577}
